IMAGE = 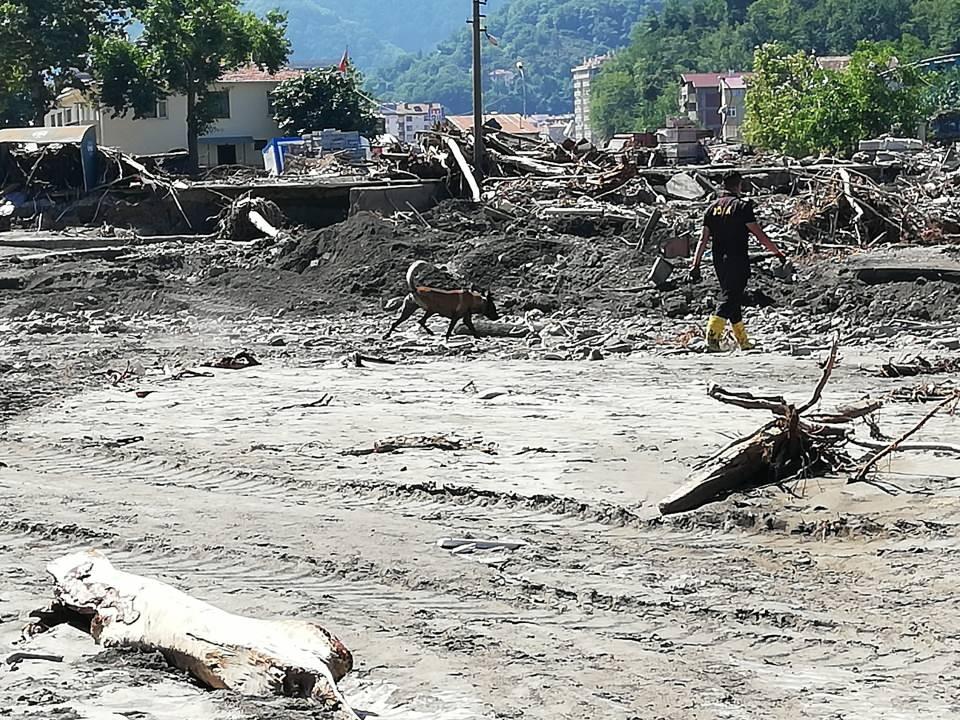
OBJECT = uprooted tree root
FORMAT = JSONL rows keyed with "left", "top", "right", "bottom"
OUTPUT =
{"left": 215, "top": 193, "right": 287, "bottom": 241}
{"left": 659, "top": 339, "right": 854, "bottom": 515}
{"left": 660, "top": 338, "right": 960, "bottom": 515}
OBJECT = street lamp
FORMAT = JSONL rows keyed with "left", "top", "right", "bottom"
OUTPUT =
{"left": 516, "top": 60, "right": 526, "bottom": 118}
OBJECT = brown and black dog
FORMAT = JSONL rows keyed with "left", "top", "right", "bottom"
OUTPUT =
{"left": 384, "top": 260, "right": 499, "bottom": 339}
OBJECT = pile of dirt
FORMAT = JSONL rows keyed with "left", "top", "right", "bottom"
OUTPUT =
{"left": 262, "top": 200, "right": 960, "bottom": 321}
{"left": 262, "top": 202, "right": 781, "bottom": 319}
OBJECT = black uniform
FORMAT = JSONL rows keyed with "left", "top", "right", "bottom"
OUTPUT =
{"left": 704, "top": 193, "right": 756, "bottom": 325}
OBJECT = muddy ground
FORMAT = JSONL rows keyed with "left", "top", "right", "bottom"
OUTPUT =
{"left": 1, "top": 211, "right": 959, "bottom": 719}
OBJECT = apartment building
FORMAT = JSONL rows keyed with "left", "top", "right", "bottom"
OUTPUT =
{"left": 381, "top": 102, "right": 445, "bottom": 144}
{"left": 571, "top": 54, "right": 611, "bottom": 144}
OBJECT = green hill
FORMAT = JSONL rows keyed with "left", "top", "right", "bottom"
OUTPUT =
{"left": 371, "top": 0, "right": 657, "bottom": 115}
{"left": 244, "top": 0, "right": 506, "bottom": 69}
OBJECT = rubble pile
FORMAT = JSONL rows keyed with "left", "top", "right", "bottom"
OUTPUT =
{"left": 374, "top": 125, "right": 960, "bottom": 259}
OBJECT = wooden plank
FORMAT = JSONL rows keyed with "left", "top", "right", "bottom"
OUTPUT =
{"left": 443, "top": 136, "right": 481, "bottom": 202}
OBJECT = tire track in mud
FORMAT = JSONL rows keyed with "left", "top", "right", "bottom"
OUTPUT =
{"left": 0, "top": 509, "right": 531, "bottom": 624}
{"left": 16, "top": 441, "right": 949, "bottom": 543}
{"left": 9, "top": 442, "right": 956, "bottom": 652}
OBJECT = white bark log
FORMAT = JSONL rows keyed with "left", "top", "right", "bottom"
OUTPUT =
{"left": 34, "top": 550, "right": 358, "bottom": 716}
{"left": 247, "top": 209, "right": 281, "bottom": 239}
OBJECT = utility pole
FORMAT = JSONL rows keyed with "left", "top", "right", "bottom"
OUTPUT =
{"left": 469, "top": 0, "right": 485, "bottom": 181}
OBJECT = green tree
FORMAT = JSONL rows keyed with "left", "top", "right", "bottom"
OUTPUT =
{"left": 743, "top": 42, "right": 930, "bottom": 156}
{"left": 94, "top": 0, "right": 290, "bottom": 169}
{"left": 270, "top": 67, "right": 380, "bottom": 136}
{"left": 0, "top": 0, "right": 135, "bottom": 125}
{"left": 907, "top": 0, "right": 960, "bottom": 54}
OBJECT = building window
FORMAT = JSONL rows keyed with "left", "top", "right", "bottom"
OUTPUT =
{"left": 141, "top": 99, "right": 168, "bottom": 119}
{"left": 254, "top": 139, "right": 267, "bottom": 151}
{"left": 266, "top": 92, "right": 275, "bottom": 116}
{"left": 64, "top": 108, "right": 72, "bottom": 124}
{"left": 207, "top": 91, "right": 230, "bottom": 119}
{"left": 727, "top": 107, "right": 738, "bottom": 118}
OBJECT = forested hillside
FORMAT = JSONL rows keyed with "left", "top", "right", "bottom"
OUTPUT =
{"left": 591, "top": 0, "right": 960, "bottom": 138}
{"left": 371, "top": 0, "right": 655, "bottom": 115}
{"left": 243, "top": 0, "right": 506, "bottom": 68}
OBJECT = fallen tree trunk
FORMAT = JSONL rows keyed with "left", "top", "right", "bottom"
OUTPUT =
{"left": 28, "top": 550, "right": 358, "bottom": 717}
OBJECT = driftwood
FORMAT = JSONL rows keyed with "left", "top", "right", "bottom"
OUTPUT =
{"left": 341, "top": 434, "right": 498, "bottom": 457}
{"left": 663, "top": 338, "right": 960, "bottom": 513}
{"left": 661, "top": 338, "right": 854, "bottom": 515}
{"left": 28, "top": 550, "right": 358, "bottom": 716}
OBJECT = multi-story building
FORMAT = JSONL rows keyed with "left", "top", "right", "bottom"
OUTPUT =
{"left": 571, "top": 54, "right": 611, "bottom": 144}
{"left": 679, "top": 72, "right": 751, "bottom": 140}
{"left": 719, "top": 74, "right": 750, "bottom": 142}
{"left": 44, "top": 66, "right": 302, "bottom": 167}
{"left": 381, "top": 102, "right": 445, "bottom": 145}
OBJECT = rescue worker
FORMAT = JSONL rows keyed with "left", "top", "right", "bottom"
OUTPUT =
{"left": 689, "top": 171, "right": 788, "bottom": 351}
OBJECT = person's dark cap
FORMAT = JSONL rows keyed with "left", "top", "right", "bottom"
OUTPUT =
{"left": 722, "top": 171, "right": 743, "bottom": 191}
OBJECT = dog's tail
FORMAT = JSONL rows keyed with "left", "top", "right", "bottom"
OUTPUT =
{"left": 405, "top": 260, "right": 431, "bottom": 295}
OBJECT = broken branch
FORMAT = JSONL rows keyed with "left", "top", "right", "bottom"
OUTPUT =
{"left": 849, "top": 393, "right": 960, "bottom": 484}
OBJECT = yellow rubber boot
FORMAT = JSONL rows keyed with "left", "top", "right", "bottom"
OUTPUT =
{"left": 705, "top": 315, "right": 725, "bottom": 352}
{"left": 732, "top": 321, "right": 755, "bottom": 350}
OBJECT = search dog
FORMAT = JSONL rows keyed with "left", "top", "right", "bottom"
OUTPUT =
{"left": 384, "top": 260, "right": 499, "bottom": 339}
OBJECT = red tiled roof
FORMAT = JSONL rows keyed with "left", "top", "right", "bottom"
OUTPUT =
{"left": 218, "top": 66, "right": 303, "bottom": 83}
{"left": 681, "top": 73, "right": 722, "bottom": 88}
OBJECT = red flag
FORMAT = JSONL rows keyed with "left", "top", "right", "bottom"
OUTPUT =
{"left": 338, "top": 48, "right": 349, "bottom": 74}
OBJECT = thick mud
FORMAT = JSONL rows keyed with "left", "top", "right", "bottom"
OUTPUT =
{"left": 1, "top": 217, "right": 959, "bottom": 719}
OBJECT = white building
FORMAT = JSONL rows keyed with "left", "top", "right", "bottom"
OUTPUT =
{"left": 380, "top": 102, "right": 444, "bottom": 145}
{"left": 44, "top": 66, "right": 303, "bottom": 167}
{"left": 571, "top": 54, "right": 611, "bottom": 144}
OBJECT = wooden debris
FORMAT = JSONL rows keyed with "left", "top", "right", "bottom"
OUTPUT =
{"left": 341, "top": 434, "right": 498, "bottom": 457}
{"left": 346, "top": 352, "right": 397, "bottom": 368}
{"left": 202, "top": 350, "right": 261, "bottom": 370}
{"left": 437, "top": 538, "right": 525, "bottom": 551}
{"left": 28, "top": 550, "right": 357, "bottom": 715}
{"left": 5, "top": 651, "right": 63, "bottom": 667}
{"left": 886, "top": 382, "right": 957, "bottom": 403}
{"left": 876, "top": 356, "right": 960, "bottom": 378}
{"left": 661, "top": 337, "right": 853, "bottom": 515}
{"left": 278, "top": 394, "right": 333, "bottom": 411}
{"left": 216, "top": 194, "right": 287, "bottom": 241}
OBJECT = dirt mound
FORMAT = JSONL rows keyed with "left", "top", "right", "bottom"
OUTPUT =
{"left": 264, "top": 202, "right": 960, "bottom": 321}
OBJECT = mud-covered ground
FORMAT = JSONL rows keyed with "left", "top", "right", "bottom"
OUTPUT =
{"left": 1, "top": 214, "right": 959, "bottom": 719}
